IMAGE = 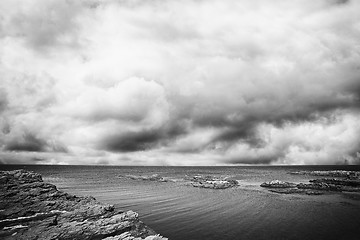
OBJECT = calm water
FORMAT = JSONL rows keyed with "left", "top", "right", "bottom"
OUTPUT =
{"left": 1, "top": 165, "right": 360, "bottom": 240}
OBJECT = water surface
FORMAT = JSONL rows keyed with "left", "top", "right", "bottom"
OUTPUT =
{"left": 1, "top": 165, "right": 360, "bottom": 240}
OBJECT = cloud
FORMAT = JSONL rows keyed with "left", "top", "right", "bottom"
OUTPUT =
{"left": 1, "top": 128, "right": 68, "bottom": 153}
{"left": 101, "top": 129, "right": 163, "bottom": 152}
{"left": 62, "top": 77, "right": 169, "bottom": 125}
{"left": 0, "top": 0, "right": 360, "bottom": 165}
{"left": 0, "top": 88, "right": 8, "bottom": 113}
{"left": 4, "top": 132, "right": 46, "bottom": 152}
{"left": 0, "top": 0, "right": 84, "bottom": 53}
{"left": 222, "top": 111, "right": 360, "bottom": 165}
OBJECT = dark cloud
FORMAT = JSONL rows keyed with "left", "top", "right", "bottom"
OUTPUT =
{"left": 101, "top": 129, "right": 163, "bottom": 152}
{"left": 212, "top": 126, "right": 263, "bottom": 148}
{"left": 100, "top": 122, "right": 188, "bottom": 153}
{"left": 188, "top": 81, "right": 360, "bottom": 150}
{"left": 224, "top": 154, "right": 282, "bottom": 165}
{"left": 331, "top": 0, "right": 350, "bottom": 5}
{"left": 4, "top": 132, "right": 47, "bottom": 152}
{"left": 48, "top": 141, "right": 68, "bottom": 153}
{"left": 30, "top": 156, "right": 47, "bottom": 163}
{"left": 2, "top": 131, "right": 68, "bottom": 153}
{"left": 2, "top": 0, "right": 83, "bottom": 53}
{"left": 0, "top": 88, "right": 8, "bottom": 113}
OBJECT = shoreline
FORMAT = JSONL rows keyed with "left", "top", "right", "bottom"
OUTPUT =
{"left": 0, "top": 169, "right": 167, "bottom": 240}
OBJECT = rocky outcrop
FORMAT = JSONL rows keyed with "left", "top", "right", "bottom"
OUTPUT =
{"left": 189, "top": 176, "right": 238, "bottom": 189}
{"left": 296, "top": 182, "right": 342, "bottom": 192}
{"left": 121, "top": 174, "right": 238, "bottom": 189}
{"left": 260, "top": 180, "right": 297, "bottom": 188}
{"left": 297, "top": 179, "right": 360, "bottom": 192}
{"left": 289, "top": 170, "right": 360, "bottom": 179}
{"left": 261, "top": 171, "right": 360, "bottom": 196}
{"left": 309, "top": 178, "right": 360, "bottom": 187}
{"left": 268, "top": 188, "right": 324, "bottom": 195}
{"left": 119, "top": 174, "right": 174, "bottom": 182}
{"left": 0, "top": 170, "right": 168, "bottom": 240}
{"left": 260, "top": 180, "right": 323, "bottom": 195}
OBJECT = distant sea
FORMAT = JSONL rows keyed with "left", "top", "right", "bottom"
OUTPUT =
{"left": 1, "top": 165, "right": 360, "bottom": 240}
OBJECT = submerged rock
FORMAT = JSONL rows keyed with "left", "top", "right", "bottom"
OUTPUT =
{"left": 0, "top": 170, "right": 168, "bottom": 240}
{"left": 260, "top": 180, "right": 297, "bottom": 188}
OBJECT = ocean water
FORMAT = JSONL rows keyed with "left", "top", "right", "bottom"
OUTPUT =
{"left": 1, "top": 165, "right": 360, "bottom": 240}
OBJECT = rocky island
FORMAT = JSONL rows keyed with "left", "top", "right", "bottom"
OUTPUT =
{"left": 0, "top": 170, "right": 168, "bottom": 240}
{"left": 261, "top": 170, "right": 360, "bottom": 196}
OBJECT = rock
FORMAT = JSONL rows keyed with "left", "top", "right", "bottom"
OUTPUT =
{"left": 261, "top": 175, "right": 360, "bottom": 196}
{"left": 0, "top": 170, "right": 168, "bottom": 240}
{"left": 121, "top": 174, "right": 173, "bottom": 182}
{"left": 189, "top": 176, "right": 238, "bottom": 189}
{"left": 268, "top": 188, "right": 324, "bottom": 195}
{"left": 260, "top": 180, "right": 297, "bottom": 188}
{"left": 289, "top": 170, "right": 360, "bottom": 179}
{"left": 104, "top": 232, "right": 168, "bottom": 240}
{"left": 306, "top": 178, "right": 360, "bottom": 192}
{"left": 121, "top": 174, "right": 238, "bottom": 189}
{"left": 309, "top": 178, "right": 360, "bottom": 187}
{"left": 297, "top": 182, "right": 342, "bottom": 192}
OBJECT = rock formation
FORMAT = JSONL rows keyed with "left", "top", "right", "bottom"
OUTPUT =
{"left": 0, "top": 169, "right": 168, "bottom": 240}
{"left": 261, "top": 170, "right": 360, "bottom": 196}
{"left": 119, "top": 174, "right": 174, "bottom": 182}
{"left": 189, "top": 175, "right": 238, "bottom": 189}
{"left": 121, "top": 174, "right": 238, "bottom": 189}
{"left": 289, "top": 170, "right": 360, "bottom": 179}
{"left": 260, "top": 180, "right": 297, "bottom": 188}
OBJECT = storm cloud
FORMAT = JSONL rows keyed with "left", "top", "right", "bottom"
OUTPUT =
{"left": 4, "top": 132, "right": 47, "bottom": 152}
{"left": 0, "top": 0, "right": 360, "bottom": 165}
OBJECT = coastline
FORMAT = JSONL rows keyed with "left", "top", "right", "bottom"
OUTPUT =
{"left": 0, "top": 169, "right": 167, "bottom": 240}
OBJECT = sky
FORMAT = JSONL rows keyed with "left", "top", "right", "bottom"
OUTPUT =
{"left": 0, "top": 0, "right": 360, "bottom": 165}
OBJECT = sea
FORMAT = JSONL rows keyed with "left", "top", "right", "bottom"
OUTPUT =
{"left": 1, "top": 165, "right": 360, "bottom": 240}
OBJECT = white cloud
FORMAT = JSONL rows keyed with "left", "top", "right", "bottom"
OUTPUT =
{"left": 60, "top": 77, "right": 169, "bottom": 124}
{"left": 222, "top": 111, "right": 360, "bottom": 165}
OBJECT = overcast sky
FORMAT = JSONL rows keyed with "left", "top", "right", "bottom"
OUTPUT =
{"left": 0, "top": 0, "right": 360, "bottom": 165}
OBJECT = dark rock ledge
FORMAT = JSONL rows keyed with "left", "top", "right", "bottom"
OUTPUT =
{"left": 260, "top": 171, "right": 360, "bottom": 196}
{"left": 0, "top": 170, "right": 168, "bottom": 240}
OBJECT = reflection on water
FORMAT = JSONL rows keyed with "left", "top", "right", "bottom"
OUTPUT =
{"left": 1, "top": 165, "right": 360, "bottom": 240}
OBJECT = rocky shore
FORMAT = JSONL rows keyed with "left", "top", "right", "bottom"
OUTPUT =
{"left": 261, "top": 170, "right": 360, "bottom": 196}
{"left": 0, "top": 170, "right": 168, "bottom": 240}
